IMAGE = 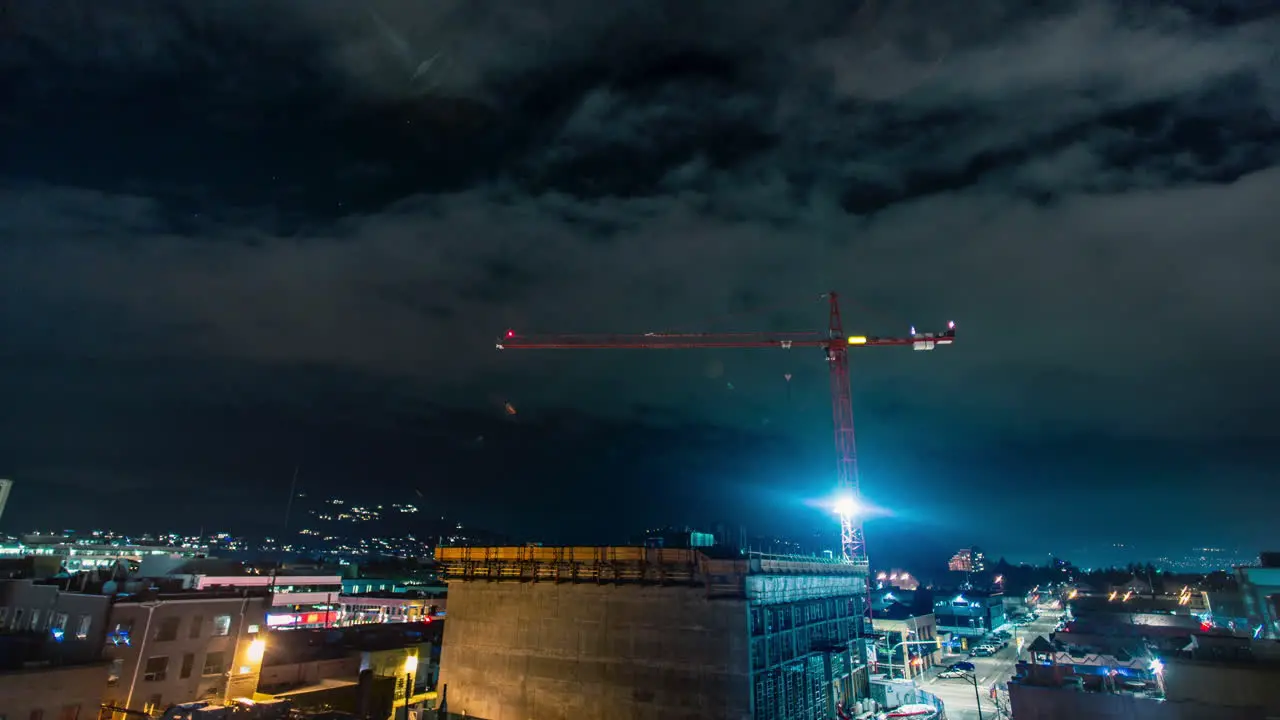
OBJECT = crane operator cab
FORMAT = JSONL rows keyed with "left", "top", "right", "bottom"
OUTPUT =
{"left": 911, "top": 321, "right": 956, "bottom": 351}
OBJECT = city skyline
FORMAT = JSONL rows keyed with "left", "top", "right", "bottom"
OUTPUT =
{"left": 4, "top": 1, "right": 1279, "bottom": 558}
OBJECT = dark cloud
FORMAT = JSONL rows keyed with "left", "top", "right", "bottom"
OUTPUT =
{"left": 2, "top": 0, "right": 1278, "bottom": 555}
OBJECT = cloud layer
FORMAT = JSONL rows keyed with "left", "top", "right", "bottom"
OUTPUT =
{"left": 3, "top": 0, "right": 1279, "bottom": 542}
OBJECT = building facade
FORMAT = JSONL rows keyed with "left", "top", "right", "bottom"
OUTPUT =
{"left": 102, "top": 590, "right": 270, "bottom": 717}
{"left": 436, "top": 546, "right": 870, "bottom": 720}
{"left": 947, "top": 547, "right": 986, "bottom": 574}
{"left": 933, "top": 592, "right": 1004, "bottom": 638}
{"left": 0, "top": 661, "right": 111, "bottom": 720}
{"left": 0, "top": 479, "right": 11, "bottom": 525}
{"left": 869, "top": 610, "right": 938, "bottom": 680}
{"left": 0, "top": 579, "right": 113, "bottom": 661}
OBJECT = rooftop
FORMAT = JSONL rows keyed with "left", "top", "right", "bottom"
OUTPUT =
{"left": 112, "top": 586, "right": 271, "bottom": 603}
{"left": 436, "top": 546, "right": 867, "bottom": 599}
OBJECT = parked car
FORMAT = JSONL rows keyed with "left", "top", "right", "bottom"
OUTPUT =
{"left": 938, "top": 669, "right": 968, "bottom": 679}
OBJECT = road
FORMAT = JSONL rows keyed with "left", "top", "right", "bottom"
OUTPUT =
{"left": 916, "top": 611, "right": 1061, "bottom": 720}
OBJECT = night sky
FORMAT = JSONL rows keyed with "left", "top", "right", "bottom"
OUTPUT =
{"left": 3, "top": 1, "right": 1278, "bottom": 567}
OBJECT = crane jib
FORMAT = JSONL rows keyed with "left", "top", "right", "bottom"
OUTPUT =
{"left": 493, "top": 290, "right": 955, "bottom": 602}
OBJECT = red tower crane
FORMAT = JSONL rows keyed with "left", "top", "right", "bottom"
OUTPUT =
{"left": 495, "top": 291, "right": 956, "bottom": 564}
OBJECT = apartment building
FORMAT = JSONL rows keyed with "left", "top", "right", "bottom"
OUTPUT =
{"left": 0, "top": 578, "right": 112, "bottom": 661}
{"left": 102, "top": 589, "right": 270, "bottom": 718}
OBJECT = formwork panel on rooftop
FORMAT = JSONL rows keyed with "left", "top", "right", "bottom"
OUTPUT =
{"left": 438, "top": 581, "right": 753, "bottom": 720}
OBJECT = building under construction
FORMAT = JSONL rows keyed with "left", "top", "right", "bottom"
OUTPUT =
{"left": 435, "top": 546, "right": 870, "bottom": 720}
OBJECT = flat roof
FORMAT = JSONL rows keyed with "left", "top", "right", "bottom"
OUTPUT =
{"left": 436, "top": 546, "right": 867, "bottom": 582}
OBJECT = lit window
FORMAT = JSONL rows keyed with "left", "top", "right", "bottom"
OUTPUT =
{"left": 212, "top": 615, "right": 231, "bottom": 637}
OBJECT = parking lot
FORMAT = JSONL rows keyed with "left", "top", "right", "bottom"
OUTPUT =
{"left": 916, "top": 610, "right": 1063, "bottom": 720}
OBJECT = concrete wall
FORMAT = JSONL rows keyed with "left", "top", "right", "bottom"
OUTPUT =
{"left": 439, "top": 582, "right": 751, "bottom": 720}
{"left": 259, "top": 656, "right": 361, "bottom": 692}
{"left": 1165, "top": 660, "right": 1280, "bottom": 716}
{"left": 1008, "top": 683, "right": 1259, "bottom": 720}
{"left": 0, "top": 662, "right": 110, "bottom": 718}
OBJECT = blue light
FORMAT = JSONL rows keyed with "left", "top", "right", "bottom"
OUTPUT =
{"left": 51, "top": 628, "right": 65, "bottom": 642}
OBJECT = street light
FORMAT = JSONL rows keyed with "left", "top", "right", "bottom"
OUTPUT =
{"left": 888, "top": 639, "right": 941, "bottom": 681}
{"left": 403, "top": 654, "right": 419, "bottom": 720}
{"left": 961, "top": 671, "right": 985, "bottom": 720}
{"left": 1150, "top": 658, "right": 1165, "bottom": 696}
{"left": 940, "top": 662, "right": 986, "bottom": 720}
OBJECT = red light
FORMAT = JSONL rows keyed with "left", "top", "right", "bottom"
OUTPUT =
{"left": 506, "top": 330, "right": 515, "bottom": 338}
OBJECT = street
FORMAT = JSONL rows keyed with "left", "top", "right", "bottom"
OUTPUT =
{"left": 916, "top": 611, "right": 1062, "bottom": 720}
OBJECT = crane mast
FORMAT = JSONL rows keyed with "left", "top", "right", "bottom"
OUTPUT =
{"left": 825, "top": 294, "right": 863, "bottom": 561}
{"left": 496, "top": 291, "right": 955, "bottom": 566}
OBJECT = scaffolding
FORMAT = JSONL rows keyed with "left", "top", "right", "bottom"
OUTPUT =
{"left": 747, "top": 578, "right": 870, "bottom": 720}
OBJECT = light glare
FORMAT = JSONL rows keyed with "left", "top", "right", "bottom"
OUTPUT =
{"left": 833, "top": 495, "right": 860, "bottom": 518}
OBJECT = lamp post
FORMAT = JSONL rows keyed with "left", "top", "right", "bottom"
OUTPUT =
{"left": 403, "top": 654, "right": 419, "bottom": 720}
{"left": 963, "top": 672, "right": 985, "bottom": 720}
{"left": 888, "top": 639, "right": 942, "bottom": 681}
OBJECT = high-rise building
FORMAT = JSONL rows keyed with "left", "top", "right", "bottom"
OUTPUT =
{"left": 0, "top": 479, "right": 12, "bottom": 525}
{"left": 947, "top": 547, "right": 986, "bottom": 573}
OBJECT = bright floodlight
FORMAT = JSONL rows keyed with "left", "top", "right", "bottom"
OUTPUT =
{"left": 833, "top": 495, "right": 860, "bottom": 518}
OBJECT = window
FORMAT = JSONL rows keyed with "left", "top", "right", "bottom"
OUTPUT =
{"left": 107, "top": 658, "right": 123, "bottom": 686}
{"left": 142, "top": 656, "right": 169, "bottom": 682}
{"left": 155, "top": 617, "right": 180, "bottom": 642}
{"left": 13, "top": 609, "right": 24, "bottom": 628}
{"left": 202, "top": 651, "right": 226, "bottom": 676}
{"left": 189, "top": 615, "right": 203, "bottom": 639}
{"left": 0, "top": 607, "right": 8, "bottom": 626}
{"left": 212, "top": 615, "right": 231, "bottom": 637}
{"left": 57, "top": 706, "right": 78, "bottom": 720}
{"left": 107, "top": 621, "right": 133, "bottom": 647}
{"left": 180, "top": 653, "right": 195, "bottom": 680}
{"left": 143, "top": 697, "right": 162, "bottom": 716}
{"left": 30, "top": 610, "right": 44, "bottom": 631}
{"left": 75, "top": 615, "right": 92, "bottom": 640}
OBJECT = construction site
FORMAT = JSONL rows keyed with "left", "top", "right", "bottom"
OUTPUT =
{"left": 435, "top": 293, "right": 955, "bottom": 719}
{"left": 435, "top": 545, "right": 871, "bottom": 720}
